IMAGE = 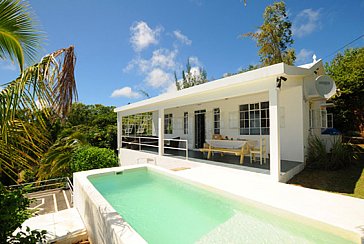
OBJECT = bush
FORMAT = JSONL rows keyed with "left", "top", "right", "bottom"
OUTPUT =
{"left": 70, "top": 146, "right": 119, "bottom": 173}
{"left": 307, "top": 136, "right": 357, "bottom": 170}
{"left": 0, "top": 184, "right": 47, "bottom": 243}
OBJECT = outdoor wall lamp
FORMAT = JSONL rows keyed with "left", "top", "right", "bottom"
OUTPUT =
{"left": 276, "top": 76, "right": 287, "bottom": 89}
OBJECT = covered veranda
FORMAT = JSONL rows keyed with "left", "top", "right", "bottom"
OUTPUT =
{"left": 115, "top": 62, "right": 312, "bottom": 182}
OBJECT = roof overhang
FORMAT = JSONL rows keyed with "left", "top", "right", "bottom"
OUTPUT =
{"left": 115, "top": 61, "right": 322, "bottom": 116}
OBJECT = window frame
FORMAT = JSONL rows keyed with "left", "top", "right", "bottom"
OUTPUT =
{"left": 183, "top": 112, "right": 188, "bottom": 134}
{"left": 213, "top": 108, "right": 220, "bottom": 134}
{"left": 164, "top": 113, "right": 173, "bottom": 134}
{"left": 239, "top": 101, "right": 269, "bottom": 135}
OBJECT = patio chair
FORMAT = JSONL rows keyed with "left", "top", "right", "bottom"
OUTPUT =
{"left": 250, "top": 137, "right": 267, "bottom": 164}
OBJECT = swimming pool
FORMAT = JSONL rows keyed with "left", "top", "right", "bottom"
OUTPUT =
{"left": 86, "top": 167, "right": 358, "bottom": 243}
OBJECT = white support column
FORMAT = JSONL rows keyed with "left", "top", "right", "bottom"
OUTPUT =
{"left": 158, "top": 108, "right": 164, "bottom": 156}
{"left": 269, "top": 88, "right": 281, "bottom": 182}
{"left": 117, "top": 112, "right": 122, "bottom": 149}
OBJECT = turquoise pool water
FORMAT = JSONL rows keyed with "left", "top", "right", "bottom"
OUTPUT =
{"left": 88, "top": 168, "right": 357, "bottom": 244}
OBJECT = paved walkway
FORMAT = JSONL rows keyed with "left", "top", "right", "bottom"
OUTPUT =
{"left": 26, "top": 189, "right": 72, "bottom": 215}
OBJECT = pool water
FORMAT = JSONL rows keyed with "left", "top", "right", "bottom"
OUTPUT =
{"left": 88, "top": 168, "right": 357, "bottom": 244}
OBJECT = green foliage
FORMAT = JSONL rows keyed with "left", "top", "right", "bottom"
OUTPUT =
{"left": 70, "top": 146, "right": 118, "bottom": 174}
{"left": 37, "top": 132, "right": 88, "bottom": 180}
{"left": 325, "top": 47, "right": 364, "bottom": 134}
{"left": 59, "top": 103, "right": 117, "bottom": 150}
{"left": 0, "top": 0, "right": 44, "bottom": 71}
{"left": 8, "top": 226, "right": 47, "bottom": 244}
{"left": 0, "top": 183, "right": 47, "bottom": 243}
{"left": 243, "top": 1, "right": 295, "bottom": 66}
{"left": 0, "top": 46, "right": 77, "bottom": 183}
{"left": 175, "top": 58, "right": 208, "bottom": 90}
{"left": 307, "top": 136, "right": 356, "bottom": 170}
{"left": 223, "top": 64, "right": 259, "bottom": 78}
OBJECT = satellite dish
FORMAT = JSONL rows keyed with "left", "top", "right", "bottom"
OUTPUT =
{"left": 315, "top": 75, "right": 336, "bottom": 99}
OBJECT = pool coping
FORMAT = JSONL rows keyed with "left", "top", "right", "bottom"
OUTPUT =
{"left": 74, "top": 164, "right": 364, "bottom": 243}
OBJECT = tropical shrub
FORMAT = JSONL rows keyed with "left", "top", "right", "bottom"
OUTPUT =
{"left": 37, "top": 132, "right": 88, "bottom": 181}
{"left": 306, "top": 136, "right": 356, "bottom": 170}
{"left": 70, "top": 146, "right": 119, "bottom": 174}
{"left": 0, "top": 184, "right": 46, "bottom": 243}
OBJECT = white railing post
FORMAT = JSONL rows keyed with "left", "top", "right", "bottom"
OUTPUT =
{"left": 117, "top": 113, "right": 122, "bottom": 149}
{"left": 185, "top": 140, "right": 189, "bottom": 160}
{"left": 158, "top": 109, "right": 164, "bottom": 156}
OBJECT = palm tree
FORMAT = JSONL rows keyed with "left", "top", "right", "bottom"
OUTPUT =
{"left": 0, "top": 46, "right": 77, "bottom": 182}
{"left": 0, "top": 0, "right": 77, "bottom": 182}
{"left": 0, "top": 0, "right": 43, "bottom": 71}
{"left": 37, "top": 132, "right": 87, "bottom": 180}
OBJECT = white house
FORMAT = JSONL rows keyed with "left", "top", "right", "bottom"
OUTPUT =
{"left": 114, "top": 59, "right": 336, "bottom": 182}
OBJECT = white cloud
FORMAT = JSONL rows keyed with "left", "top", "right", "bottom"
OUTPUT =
{"left": 164, "top": 82, "right": 178, "bottom": 94}
{"left": 173, "top": 30, "right": 192, "bottom": 45}
{"left": 124, "top": 48, "right": 178, "bottom": 73}
{"left": 125, "top": 22, "right": 204, "bottom": 95}
{"left": 293, "top": 9, "right": 321, "bottom": 38}
{"left": 190, "top": 66, "right": 201, "bottom": 77}
{"left": 296, "top": 48, "right": 314, "bottom": 64}
{"left": 130, "top": 21, "right": 162, "bottom": 52}
{"left": 188, "top": 56, "right": 201, "bottom": 67}
{"left": 151, "top": 49, "right": 178, "bottom": 69}
{"left": 111, "top": 86, "right": 140, "bottom": 98}
{"left": 145, "top": 68, "right": 173, "bottom": 88}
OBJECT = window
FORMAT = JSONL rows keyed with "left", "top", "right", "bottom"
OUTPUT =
{"left": 239, "top": 101, "right": 269, "bottom": 135}
{"left": 164, "top": 114, "right": 173, "bottom": 134}
{"left": 320, "top": 110, "right": 327, "bottom": 128}
{"left": 327, "top": 113, "right": 333, "bottom": 128}
{"left": 183, "top": 112, "right": 188, "bottom": 134}
{"left": 122, "top": 112, "right": 152, "bottom": 136}
{"left": 213, "top": 108, "right": 220, "bottom": 134}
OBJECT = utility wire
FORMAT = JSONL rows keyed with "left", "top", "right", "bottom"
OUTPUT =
{"left": 322, "top": 34, "right": 364, "bottom": 60}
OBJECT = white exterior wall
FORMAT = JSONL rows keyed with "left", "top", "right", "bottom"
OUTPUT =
{"left": 151, "top": 91, "right": 307, "bottom": 163}
{"left": 161, "top": 92, "right": 270, "bottom": 151}
{"left": 279, "top": 84, "right": 305, "bottom": 162}
{"left": 147, "top": 80, "right": 311, "bottom": 163}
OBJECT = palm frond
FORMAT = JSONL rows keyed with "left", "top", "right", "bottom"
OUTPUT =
{"left": 0, "top": 0, "right": 44, "bottom": 71}
{"left": 0, "top": 46, "right": 77, "bottom": 182}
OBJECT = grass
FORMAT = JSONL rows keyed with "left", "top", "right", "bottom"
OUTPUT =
{"left": 288, "top": 155, "right": 364, "bottom": 199}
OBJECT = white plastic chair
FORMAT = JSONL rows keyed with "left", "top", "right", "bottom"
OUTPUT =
{"left": 250, "top": 137, "right": 267, "bottom": 164}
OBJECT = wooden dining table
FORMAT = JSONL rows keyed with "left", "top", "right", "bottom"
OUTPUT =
{"left": 203, "top": 139, "right": 257, "bottom": 162}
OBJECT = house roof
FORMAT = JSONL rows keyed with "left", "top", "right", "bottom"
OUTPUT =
{"left": 115, "top": 60, "right": 323, "bottom": 115}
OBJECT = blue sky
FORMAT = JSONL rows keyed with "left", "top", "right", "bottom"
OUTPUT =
{"left": 1, "top": 0, "right": 364, "bottom": 107}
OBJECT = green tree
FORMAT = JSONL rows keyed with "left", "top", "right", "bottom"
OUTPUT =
{"left": 58, "top": 103, "right": 117, "bottom": 150}
{"left": 37, "top": 132, "right": 88, "bottom": 180}
{"left": 0, "top": 0, "right": 43, "bottom": 71}
{"left": 243, "top": 1, "right": 295, "bottom": 66}
{"left": 223, "top": 64, "right": 259, "bottom": 78}
{"left": 0, "top": 46, "right": 77, "bottom": 183}
{"left": 175, "top": 58, "right": 208, "bottom": 90}
{"left": 325, "top": 47, "right": 364, "bottom": 134}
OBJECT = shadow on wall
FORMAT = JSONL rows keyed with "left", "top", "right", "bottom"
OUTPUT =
{"left": 84, "top": 198, "right": 132, "bottom": 244}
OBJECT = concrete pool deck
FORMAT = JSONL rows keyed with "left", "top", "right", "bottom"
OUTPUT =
{"left": 17, "top": 208, "right": 87, "bottom": 243}
{"left": 74, "top": 163, "right": 364, "bottom": 243}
